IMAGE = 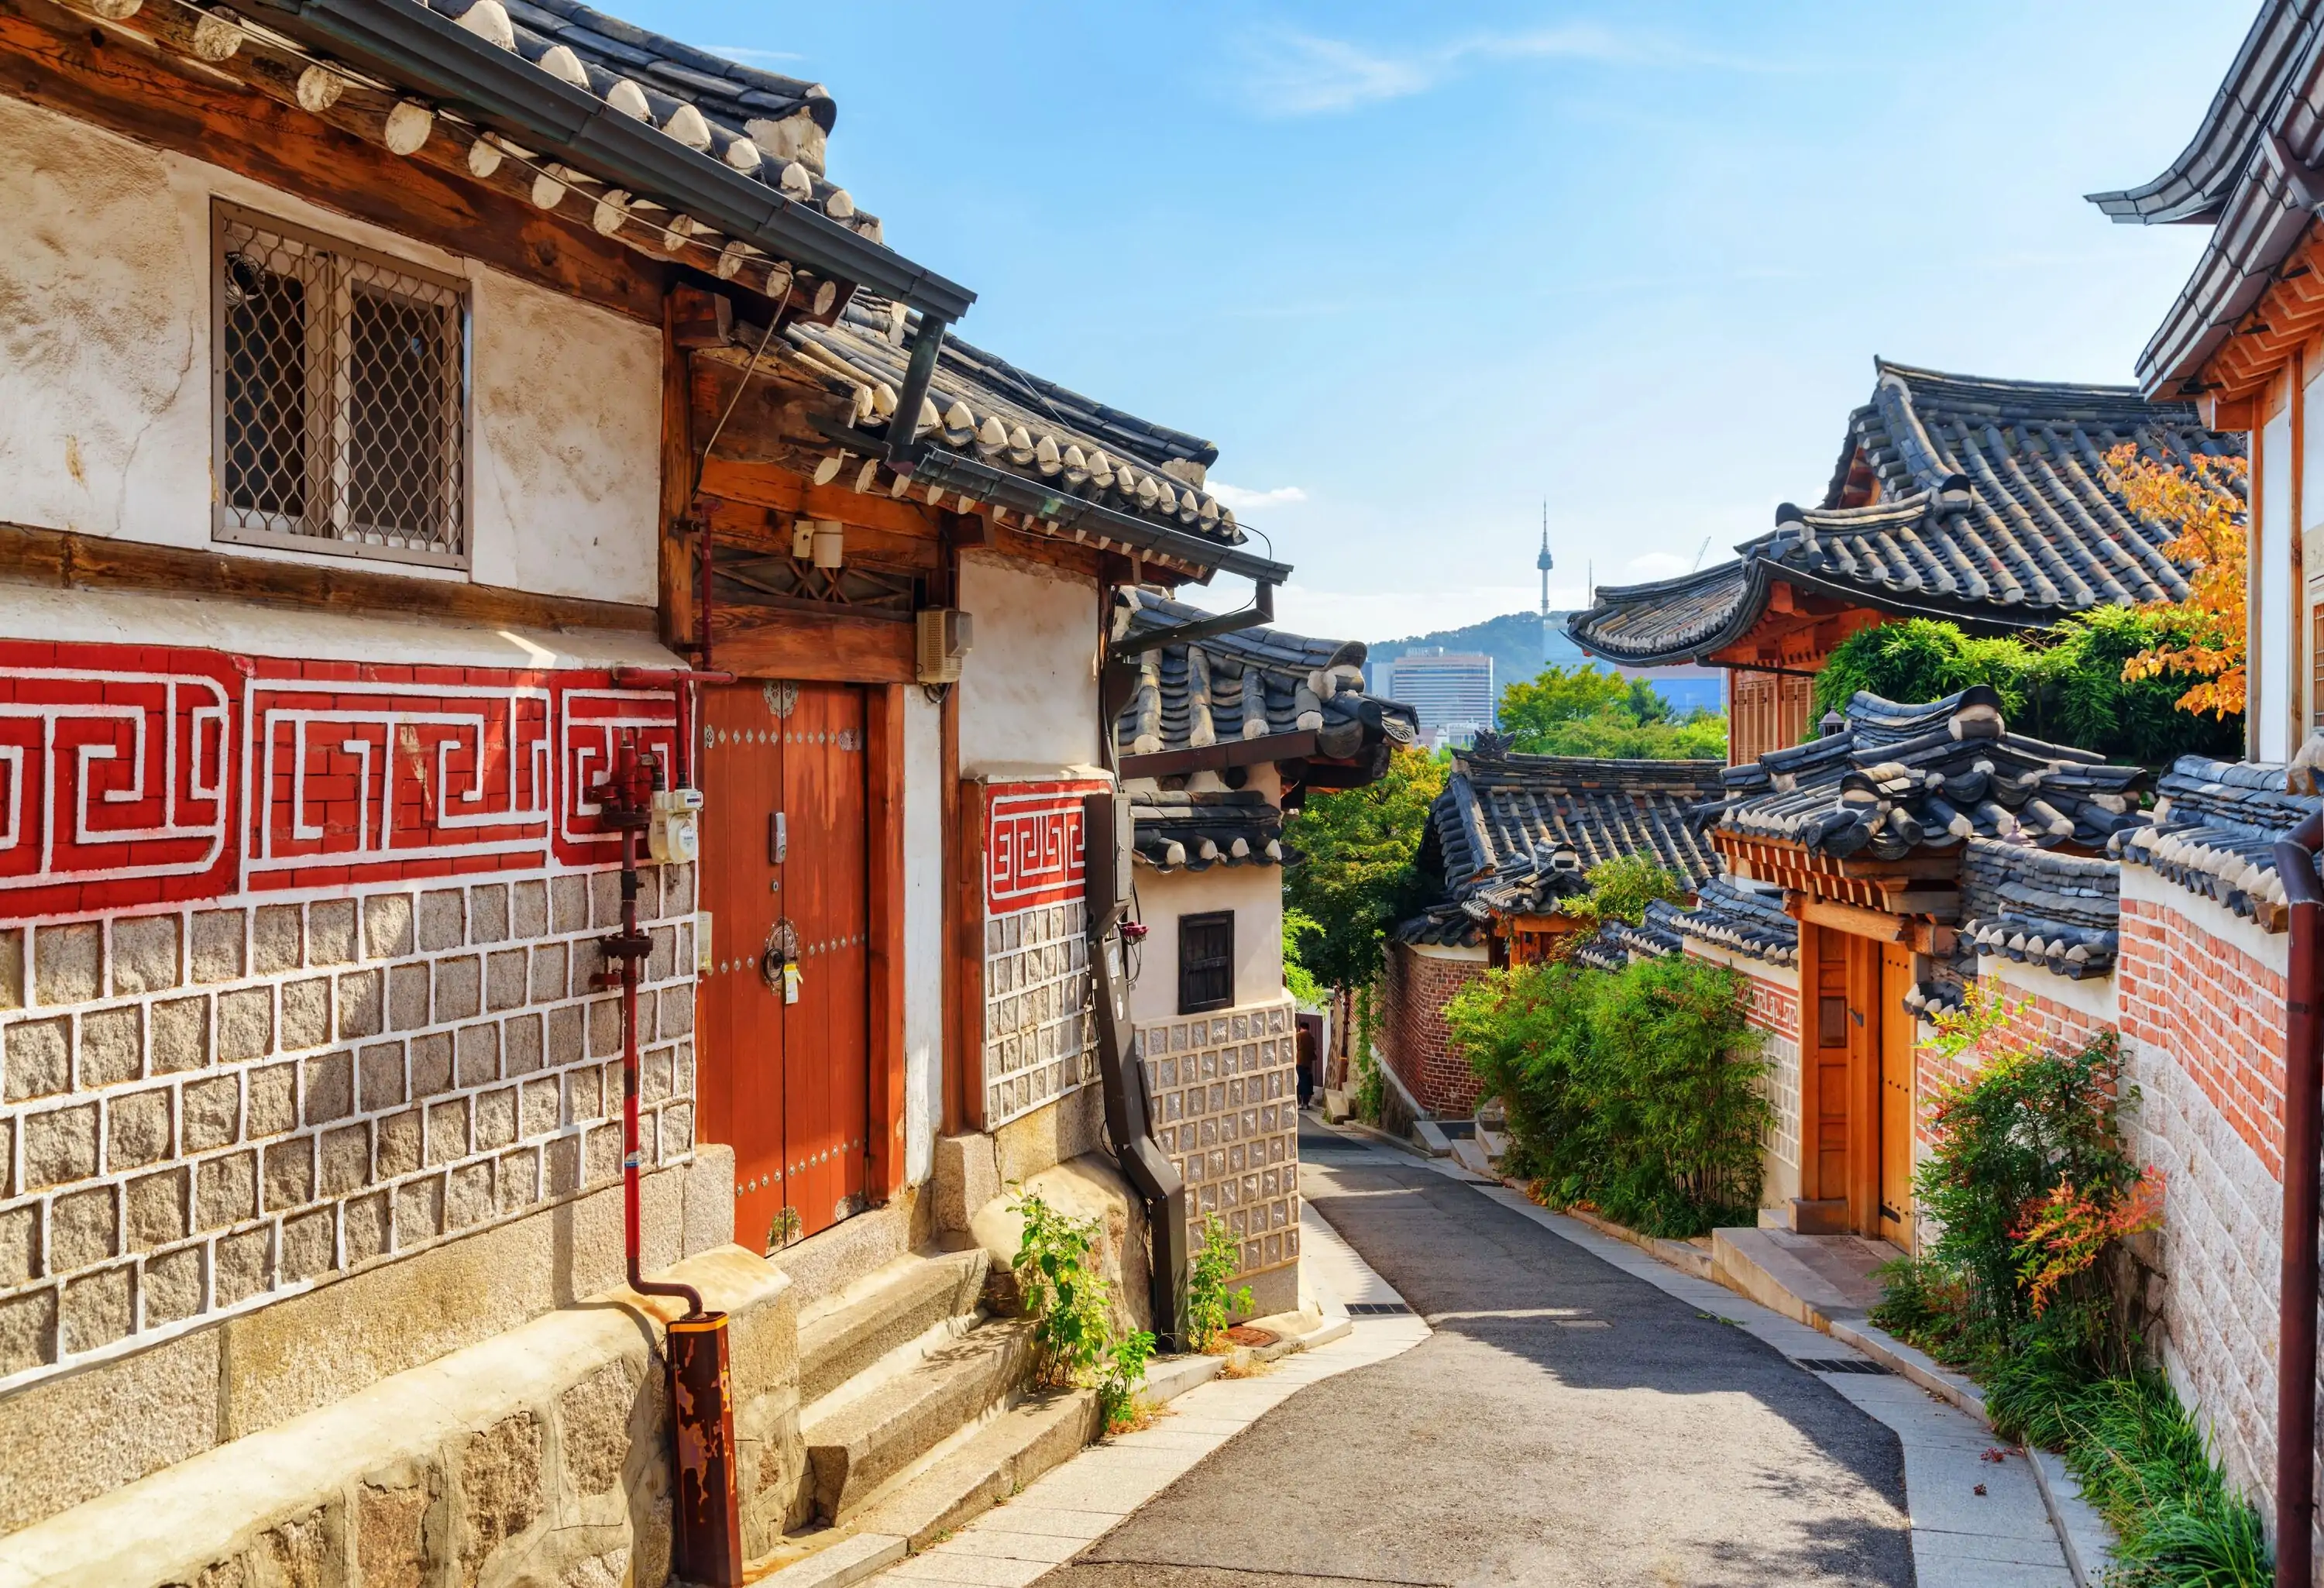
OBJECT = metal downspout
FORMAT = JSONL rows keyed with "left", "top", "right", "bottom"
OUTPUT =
{"left": 2276, "top": 808, "right": 2323, "bottom": 1588}
{"left": 593, "top": 734, "right": 741, "bottom": 1585}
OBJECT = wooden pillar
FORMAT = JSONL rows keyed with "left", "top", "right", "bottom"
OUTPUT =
{"left": 2292, "top": 349, "right": 2309, "bottom": 752}
{"left": 658, "top": 301, "right": 697, "bottom": 651}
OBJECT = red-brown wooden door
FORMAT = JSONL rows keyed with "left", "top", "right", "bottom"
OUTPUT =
{"left": 698, "top": 681, "right": 871, "bottom": 1255}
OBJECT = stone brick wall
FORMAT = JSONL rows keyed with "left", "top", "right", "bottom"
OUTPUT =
{"left": 2113, "top": 882, "right": 2291, "bottom": 1520}
{"left": 1139, "top": 995, "right": 1300, "bottom": 1313}
{"left": 0, "top": 864, "right": 698, "bottom": 1389}
{"left": 978, "top": 781, "right": 1105, "bottom": 1130}
{"left": 1739, "top": 968, "right": 1803, "bottom": 1174}
{"left": 1377, "top": 941, "right": 1487, "bottom": 1118}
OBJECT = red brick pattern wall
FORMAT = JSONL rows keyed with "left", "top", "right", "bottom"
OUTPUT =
{"left": 1377, "top": 941, "right": 1487, "bottom": 1118}
{"left": 0, "top": 638, "right": 699, "bottom": 1390}
{"left": 1731, "top": 966, "right": 1802, "bottom": 1170}
{"left": 1913, "top": 988, "right": 2116, "bottom": 1148}
{"left": 2119, "top": 898, "right": 2287, "bottom": 1178}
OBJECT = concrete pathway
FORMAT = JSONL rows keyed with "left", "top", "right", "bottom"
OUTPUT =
{"left": 858, "top": 1205, "right": 1427, "bottom": 1588}
{"left": 867, "top": 1120, "right": 2078, "bottom": 1585}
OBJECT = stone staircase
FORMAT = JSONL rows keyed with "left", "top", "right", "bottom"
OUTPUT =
{"left": 754, "top": 1241, "right": 1101, "bottom": 1583}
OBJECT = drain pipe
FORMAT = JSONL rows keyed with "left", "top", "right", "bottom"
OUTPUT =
{"left": 593, "top": 733, "right": 741, "bottom": 1586}
{"left": 2274, "top": 808, "right": 2322, "bottom": 1588}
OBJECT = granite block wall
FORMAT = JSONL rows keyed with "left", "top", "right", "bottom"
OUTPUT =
{"left": 0, "top": 866, "right": 698, "bottom": 1389}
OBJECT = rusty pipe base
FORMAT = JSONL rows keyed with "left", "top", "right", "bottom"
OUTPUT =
{"left": 669, "top": 1311, "right": 743, "bottom": 1586}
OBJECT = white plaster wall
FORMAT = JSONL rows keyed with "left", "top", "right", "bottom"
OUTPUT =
{"left": 2260, "top": 402, "right": 2295, "bottom": 762}
{"left": 902, "top": 687, "right": 944, "bottom": 1184}
{"left": 0, "top": 93, "right": 659, "bottom": 606}
{"left": 957, "top": 555, "right": 1099, "bottom": 773}
{"left": 1126, "top": 864, "right": 1284, "bottom": 1027}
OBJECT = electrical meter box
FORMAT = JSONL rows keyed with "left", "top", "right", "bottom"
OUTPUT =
{"left": 648, "top": 788, "right": 703, "bottom": 864}
{"left": 916, "top": 608, "right": 974, "bottom": 684}
{"left": 1081, "top": 790, "right": 1133, "bottom": 910}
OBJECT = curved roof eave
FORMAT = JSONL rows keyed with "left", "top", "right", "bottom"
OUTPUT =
{"left": 2086, "top": 0, "right": 2317, "bottom": 225}
{"left": 1564, "top": 557, "right": 1771, "bottom": 668}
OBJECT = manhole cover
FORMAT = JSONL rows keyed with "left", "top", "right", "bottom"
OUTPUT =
{"left": 1225, "top": 1325, "right": 1279, "bottom": 1347}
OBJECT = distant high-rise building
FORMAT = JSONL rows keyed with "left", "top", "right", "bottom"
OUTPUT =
{"left": 1388, "top": 648, "right": 1496, "bottom": 744}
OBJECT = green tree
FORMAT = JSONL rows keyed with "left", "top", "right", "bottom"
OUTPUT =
{"left": 1281, "top": 748, "right": 1448, "bottom": 992}
{"left": 1811, "top": 614, "right": 2241, "bottom": 768}
{"left": 1496, "top": 664, "right": 1726, "bottom": 761}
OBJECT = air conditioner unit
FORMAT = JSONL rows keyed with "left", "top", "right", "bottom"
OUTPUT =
{"left": 916, "top": 607, "right": 973, "bottom": 684}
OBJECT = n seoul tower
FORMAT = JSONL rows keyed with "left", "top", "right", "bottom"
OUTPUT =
{"left": 1537, "top": 502, "right": 1555, "bottom": 662}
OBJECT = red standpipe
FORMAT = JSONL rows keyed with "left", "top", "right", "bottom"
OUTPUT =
{"left": 593, "top": 731, "right": 741, "bottom": 1585}
{"left": 2275, "top": 808, "right": 2323, "bottom": 1588}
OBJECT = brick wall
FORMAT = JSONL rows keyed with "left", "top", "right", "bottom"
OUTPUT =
{"left": 2114, "top": 885, "right": 2291, "bottom": 1519}
{"left": 1913, "top": 981, "right": 2116, "bottom": 1148}
{"left": 1377, "top": 941, "right": 1487, "bottom": 1118}
{"left": 0, "top": 638, "right": 696, "bottom": 1390}
{"left": 1139, "top": 995, "right": 1300, "bottom": 1308}
{"left": 1738, "top": 968, "right": 1802, "bottom": 1174}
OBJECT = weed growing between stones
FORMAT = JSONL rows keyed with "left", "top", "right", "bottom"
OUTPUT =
{"left": 1186, "top": 1214, "right": 1256, "bottom": 1353}
{"left": 1449, "top": 954, "right": 1768, "bottom": 1237}
{"left": 1010, "top": 1188, "right": 1157, "bottom": 1435}
{"left": 1868, "top": 1002, "right": 2263, "bottom": 1586}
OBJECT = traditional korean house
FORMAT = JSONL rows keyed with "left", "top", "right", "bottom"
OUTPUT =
{"left": 1682, "top": 685, "right": 2147, "bottom": 1244}
{"left": 1568, "top": 363, "right": 2243, "bottom": 764}
{"left": 1106, "top": 587, "right": 1415, "bottom": 1315}
{"left": 1380, "top": 741, "right": 1724, "bottom": 1117}
{"left": 0, "top": 0, "right": 1298, "bottom": 1579}
{"left": 2059, "top": 1, "right": 2324, "bottom": 1522}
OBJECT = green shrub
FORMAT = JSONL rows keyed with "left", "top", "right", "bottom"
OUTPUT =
{"left": 1810, "top": 614, "right": 2242, "bottom": 768}
{"left": 1868, "top": 1005, "right": 2264, "bottom": 1586}
{"left": 1184, "top": 1214, "right": 1256, "bottom": 1353}
{"left": 1096, "top": 1328, "right": 1157, "bottom": 1435}
{"left": 1450, "top": 954, "right": 1769, "bottom": 1237}
{"left": 1012, "top": 1190, "right": 1118, "bottom": 1390}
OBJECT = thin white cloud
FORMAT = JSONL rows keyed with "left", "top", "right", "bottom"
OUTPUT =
{"left": 709, "top": 45, "right": 806, "bottom": 67}
{"left": 1234, "top": 22, "right": 1778, "bottom": 117}
{"left": 1207, "top": 482, "right": 1309, "bottom": 510}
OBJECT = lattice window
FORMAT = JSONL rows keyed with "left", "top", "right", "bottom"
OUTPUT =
{"left": 1178, "top": 910, "right": 1235, "bottom": 1014}
{"left": 213, "top": 203, "right": 469, "bottom": 566}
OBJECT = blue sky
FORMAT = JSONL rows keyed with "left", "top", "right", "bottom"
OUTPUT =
{"left": 629, "top": 1, "right": 2248, "bottom": 643}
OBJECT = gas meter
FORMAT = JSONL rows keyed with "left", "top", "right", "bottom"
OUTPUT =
{"left": 648, "top": 787, "right": 703, "bottom": 864}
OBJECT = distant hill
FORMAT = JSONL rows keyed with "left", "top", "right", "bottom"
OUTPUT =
{"left": 1367, "top": 611, "right": 1723, "bottom": 719}
{"left": 1364, "top": 612, "right": 1569, "bottom": 701}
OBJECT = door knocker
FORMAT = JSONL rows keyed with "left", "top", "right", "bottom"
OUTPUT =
{"left": 761, "top": 918, "right": 802, "bottom": 1003}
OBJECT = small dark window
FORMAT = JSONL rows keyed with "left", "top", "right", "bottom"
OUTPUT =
{"left": 1179, "top": 911, "right": 1234, "bottom": 1014}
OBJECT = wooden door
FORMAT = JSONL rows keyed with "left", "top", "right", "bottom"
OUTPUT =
{"left": 779, "top": 683, "right": 871, "bottom": 1241}
{"left": 697, "top": 681, "right": 871, "bottom": 1255}
{"left": 1810, "top": 925, "right": 1853, "bottom": 1202}
{"left": 700, "top": 683, "right": 789, "bottom": 1256}
{"left": 1878, "top": 942, "right": 1917, "bottom": 1249}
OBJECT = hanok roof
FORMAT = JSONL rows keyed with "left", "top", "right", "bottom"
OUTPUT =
{"left": 783, "top": 319, "right": 1243, "bottom": 556}
{"left": 1111, "top": 589, "right": 1418, "bottom": 765}
{"left": 1958, "top": 839, "right": 2123, "bottom": 980}
{"left": 1568, "top": 362, "right": 2239, "bottom": 666}
{"left": 2111, "top": 756, "right": 2320, "bottom": 931}
{"left": 1662, "top": 876, "right": 1799, "bottom": 968}
{"left": 1129, "top": 792, "right": 1284, "bottom": 874}
{"left": 226, "top": 0, "right": 968, "bottom": 318}
{"left": 1570, "top": 914, "right": 1682, "bottom": 973}
{"left": 1396, "top": 739, "right": 1724, "bottom": 944}
{"left": 2091, "top": 0, "right": 2324, "bottom": 397}
{"left": 1703, "top": 686, "right": 2148, "bottom": 861}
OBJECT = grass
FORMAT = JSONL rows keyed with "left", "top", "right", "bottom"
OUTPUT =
{"left": 1872, "top": 1260, "right": 2267, "bottom": 1587}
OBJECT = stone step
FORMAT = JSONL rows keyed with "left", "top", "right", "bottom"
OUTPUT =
{"left": 797, "top": 1250, "right": 990, "bottom": 1411}
{"left": 801, "top": 1318, "right": 1034, "bottom": 1523}
{"left": 847, "top": 1387, "right": 1100, "bottom": 1551}
{"left": 771, "top": 1204, "right": 913, "bottom": 1311}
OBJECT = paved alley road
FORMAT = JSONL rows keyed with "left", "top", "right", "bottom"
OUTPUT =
{"left": 1038, "top": 1124, "right": 1913, "bottom": 1588}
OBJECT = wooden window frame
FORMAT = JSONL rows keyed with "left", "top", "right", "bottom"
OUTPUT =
{"left": 1177, "top": 910, "right": 1236, "bottom": 1015}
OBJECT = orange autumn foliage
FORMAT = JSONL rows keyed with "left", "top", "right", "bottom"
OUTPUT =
{"left": 2105, "top": 442, "right": 2249, "bottom": 719}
